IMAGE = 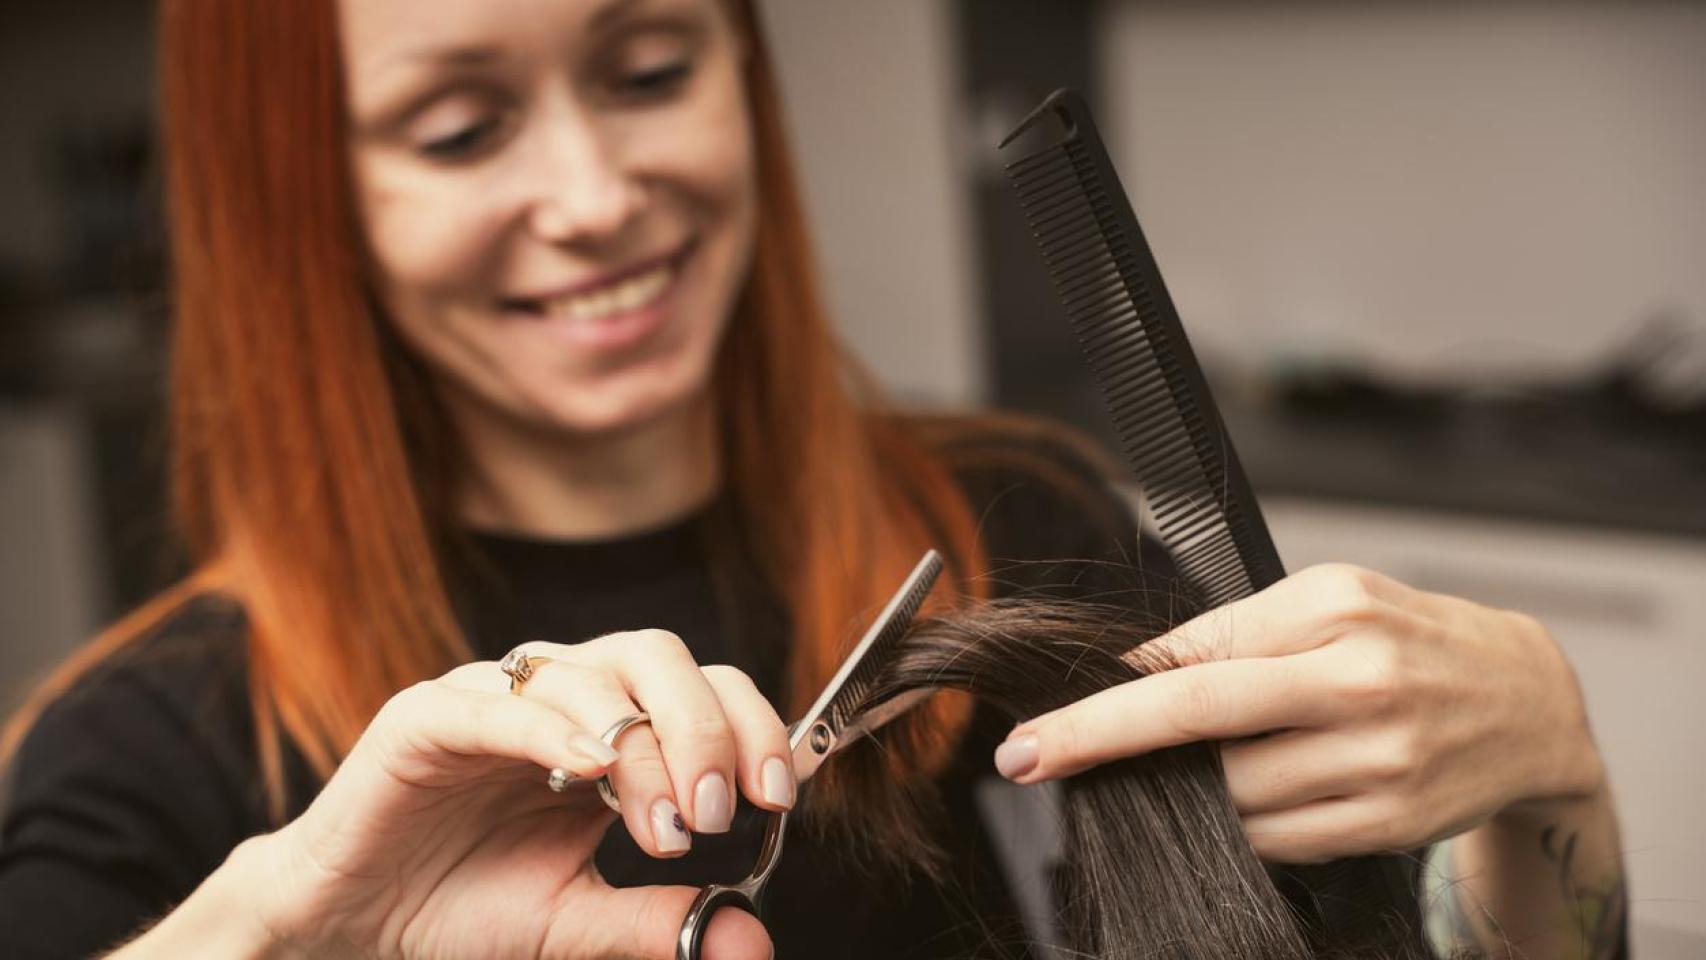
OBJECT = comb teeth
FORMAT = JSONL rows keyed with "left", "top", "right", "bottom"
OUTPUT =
{"left": 1006, "top": 91, "right": 1421, "bottom": 943}
{"left": 826, "top": 551, "right": 942, "bottom": 731}
{"left": 1003, "top": 93, "right": 1284, "bottom": 606}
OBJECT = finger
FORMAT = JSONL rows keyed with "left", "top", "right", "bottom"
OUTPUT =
{"left": 1138, "top": 562, "right": 1408, "bottom": 667}
{"left": 556, "top": 884, "right": 771, "bottom": 960}
{"left": 1242, "top": 795, "right": 1407, "bottom": 863}
{"left": 582, "top": 630, "right": 741, "bottom": 835}
{"left": 1001, "top": 650, "right": 1347, "bottom": 783}
{"left": 371, "top": 681, "right": 620, "bottom": 786}
{"left": 700, "top": 665, "right": 795, "bottom": 811}
{"left": 1220, "top": 728, "right": 1383, "bottom": 816}
{"left": 520, "top": 658, "right": 697, "bottom": 858}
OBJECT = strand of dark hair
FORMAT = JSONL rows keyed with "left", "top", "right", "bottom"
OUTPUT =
{"left": 818, "top": 599, "right": 1452, "bottom": 960}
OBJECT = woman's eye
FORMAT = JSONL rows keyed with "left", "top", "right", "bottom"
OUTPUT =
{"left": 418, "top": 118, "right": 498, "bottom": 160}
{"left": 617, "top": 60, "right": 693, "bottom": 99}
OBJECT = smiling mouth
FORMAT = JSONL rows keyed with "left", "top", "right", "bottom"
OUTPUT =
{"left": 501, "top": 244, "right": 690, "bottom": 325}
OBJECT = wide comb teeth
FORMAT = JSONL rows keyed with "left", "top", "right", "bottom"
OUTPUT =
{"left": 826, "top": 551, "right": 942, "bottom": 730}
{"left": 1002, "top": 93, "right": 1284, "bottom": 607}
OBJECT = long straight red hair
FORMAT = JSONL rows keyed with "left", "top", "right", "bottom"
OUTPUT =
{"left": 3, "top": 0, "right": 987, "bottom": 821}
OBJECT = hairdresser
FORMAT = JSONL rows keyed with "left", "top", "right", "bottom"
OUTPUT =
{"left": 0, "top": 1, "right": 1624, "bottom": 958}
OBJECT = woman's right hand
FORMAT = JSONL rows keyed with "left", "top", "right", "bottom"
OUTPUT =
{"left": 245, "top": 630, "right": 792, "bottom": 960}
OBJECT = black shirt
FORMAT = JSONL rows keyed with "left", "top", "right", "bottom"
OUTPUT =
{"left": 0, "top": 434, "right": 1176, "bottom": 959}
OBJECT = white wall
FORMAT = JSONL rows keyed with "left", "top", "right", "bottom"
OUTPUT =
{"left": 0, "top": 404, "right": 105, "bottom": 712}
{"left": 756, "top": 0, "right": 984, "bottom": 406}
{"left": 1099, "top": 1, "right": 1706, "bottom": 379}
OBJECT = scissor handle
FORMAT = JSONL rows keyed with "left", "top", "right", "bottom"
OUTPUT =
{"left": 675, "top": 884, "right": 758, "bottom": 960}
{"left": 675, "top": 808, "right": 792, "bottom": 959}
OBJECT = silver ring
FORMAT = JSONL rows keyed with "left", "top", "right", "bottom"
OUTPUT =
{"left": 595, "top": 712, "right": 652, "bottom": 813}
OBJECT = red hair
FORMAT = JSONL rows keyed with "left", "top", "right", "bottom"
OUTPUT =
{"left": 3, "top": 0, "right": 986, "bottom": 820}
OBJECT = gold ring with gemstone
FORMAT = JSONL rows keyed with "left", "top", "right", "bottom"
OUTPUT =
{"left": 498, "top": 646, "right": 552, "bottom": 693}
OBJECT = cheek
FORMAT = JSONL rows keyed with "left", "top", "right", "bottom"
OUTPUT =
{"left": 652, "top": 62, "right": 759, "bottom": 259}
{"left": 354, "top": 157, "right": 512, "bottom": 304}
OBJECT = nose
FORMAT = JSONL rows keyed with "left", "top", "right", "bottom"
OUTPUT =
{"left": 523, "top": 105, "right": 643, "bottom": 245}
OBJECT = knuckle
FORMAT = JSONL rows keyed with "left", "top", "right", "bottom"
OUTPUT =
{"left": 1367, "top": 729, "right": 1423, "bottom": 784}
{"left": 636, "top": 628, "right": 688, "bottom": 658}
{"left": 1305, "top": 563, "right": 1386, "bottom": 624}
{"left": 1042, "top": 710, "right": 1084, "bottom": 761}
{"left": 1338, "top": 638, "right": 1405, "bottom": 712}
{"left": 700, "top": 663, "right": 757, "bottom": 692}
{"left": 619, "top": 748, "right": 671, "bottom": 780}
{"left": 379, "top": 681, "right": 437, "bottom": 725}
{"left": 1165, "top": 677, "right": 1225, "bottom": 740}
{"left": 1368, "top": 801, "right": 1420, "bottom": 851}
{"left": 669, "top": 712, "right": 734, "bottom": 753}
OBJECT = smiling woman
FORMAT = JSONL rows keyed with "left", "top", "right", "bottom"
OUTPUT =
{"left": 342, "top": 0, "right": 757, "bottom": 448}
{"left": 0, "top": 0, "right": 1629, "bottom": 958}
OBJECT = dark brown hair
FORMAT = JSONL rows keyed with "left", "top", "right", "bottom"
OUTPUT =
{"left": 833, "top": 599, "right": 1448, "bottom": 960}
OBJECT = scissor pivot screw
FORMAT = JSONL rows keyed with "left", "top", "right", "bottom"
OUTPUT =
{"left": 810, "top": 722, "right": 833, "bottom": 754}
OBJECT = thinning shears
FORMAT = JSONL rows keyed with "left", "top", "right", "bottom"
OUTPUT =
{"left": 674, "top": 549, "right": 944, "bottom": 959}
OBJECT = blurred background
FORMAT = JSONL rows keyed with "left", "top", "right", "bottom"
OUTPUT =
{"left": 2, "top": 0, "right": 1702, "bottom": 953}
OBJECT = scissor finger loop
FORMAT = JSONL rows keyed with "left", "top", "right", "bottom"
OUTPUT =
{"left": 594, "top": 712, "right": 653, "bottom": 812}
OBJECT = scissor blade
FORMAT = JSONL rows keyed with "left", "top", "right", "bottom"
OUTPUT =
{"left": 789, "top": 550, "right": 943, "bottom": 782}
{"left": 833, "top": 686, "right": 935, "bottom": 744}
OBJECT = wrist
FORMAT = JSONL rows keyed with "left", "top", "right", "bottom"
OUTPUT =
{"left": 1500, "top": 754, "right": 1610, "bottom": 828}
{"left": 221, "top": 832, "right": 309, "bottom": 958}
{"left": 110, "top": 833, "right": 302, "bottom": 960}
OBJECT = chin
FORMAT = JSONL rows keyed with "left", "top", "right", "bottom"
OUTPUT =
{"left": 529, "top": 357, "right": 715, "bottom": 439}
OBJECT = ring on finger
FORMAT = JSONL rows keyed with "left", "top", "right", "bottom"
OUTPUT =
{"left": 499, "top": 646, "right": 554, "bottom": 693}
{"left": 595, "top": 712, "right": 653, "bottom": 813}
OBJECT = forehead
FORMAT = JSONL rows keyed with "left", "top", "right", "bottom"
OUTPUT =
{"left": 339, "top": 0, "right": 697, "bottom": 76}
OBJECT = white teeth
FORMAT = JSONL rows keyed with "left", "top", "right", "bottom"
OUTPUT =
{"left": 544, "top": 264, "right": 673, "bottom": 323}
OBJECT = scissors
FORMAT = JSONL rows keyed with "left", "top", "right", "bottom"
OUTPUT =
{"left": 673, "top": 548, "right": 944, "bottom": 960}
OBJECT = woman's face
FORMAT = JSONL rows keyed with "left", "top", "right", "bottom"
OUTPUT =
{"left": 340, "top": 0, "right": 756, "bottom": 436}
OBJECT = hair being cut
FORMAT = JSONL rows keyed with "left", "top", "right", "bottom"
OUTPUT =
{"left": 831, "top": 599, "right": 1448, "bottom": 960}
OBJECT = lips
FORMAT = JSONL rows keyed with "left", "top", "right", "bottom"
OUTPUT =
{"left": 497, "top": 240, "right": 694, "bottom": 351}
{"left": 500, "top": 241, "right": 693, "bottom": 319}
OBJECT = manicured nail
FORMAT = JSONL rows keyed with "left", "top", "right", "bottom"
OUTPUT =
{"left": 761, "top": 756, "right": 794, "bottom": 808}
{"left": 651, "top": 798, "right": 691, "bottom": 853}
{"left": 694, "top": 772, "right": 733, "bottom": 833}
{"left": 572, "top": 733, "right": 620, "bottom": 766}
{"left": 994, "top": 735, "right": 1039, "bottom": 780}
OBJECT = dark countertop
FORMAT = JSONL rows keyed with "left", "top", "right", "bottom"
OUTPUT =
{"left": 1220, "top": 396, "right": 1706, "bottom": 543}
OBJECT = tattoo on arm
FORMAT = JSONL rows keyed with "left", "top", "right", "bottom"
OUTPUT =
{"left": 1541, "top": 825, "right": 1628, "bottom": 960}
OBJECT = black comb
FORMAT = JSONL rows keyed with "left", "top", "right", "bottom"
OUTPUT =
{"left": 1000, "top": 89, "right": 1281, "bottom": 606}
{"left": 1000, "top": 88, "right": 1419, "bottom": 950}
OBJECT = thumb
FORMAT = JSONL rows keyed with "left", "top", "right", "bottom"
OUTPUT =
{"left": 567, "top": 884, "right": 773, "bottom": 960}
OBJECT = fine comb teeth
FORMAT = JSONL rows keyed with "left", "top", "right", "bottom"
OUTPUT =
{"left": 1000, "top": 89, "right": 1420, "bottom": 947}
{"left": 824, "top": 550, "right": 943, "bottom": 732}
{"left": 1000, "top": 89, "right": 1285, "bottom": 606}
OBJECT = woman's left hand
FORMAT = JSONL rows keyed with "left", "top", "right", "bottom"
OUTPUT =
{"left": 993, "top": 562, "right": 1607, "bottom": 862}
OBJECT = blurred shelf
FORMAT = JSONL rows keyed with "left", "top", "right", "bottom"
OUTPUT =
{"left": 1224, "top": 397, "right": 1706, "bottom": 542}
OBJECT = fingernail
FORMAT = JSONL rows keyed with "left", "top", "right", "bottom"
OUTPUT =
{"left": 572, "top": 733, "right": 620, "bottom": 766}
{"left": 994, "top": 734, "right": 1039, "bottom": 780}
{"left": 694, "top": 772, "right": 733, "bottom": 833}
{"left": 651, "top": 798, "right": 691, "bottom": 853}
{"left": 761, "top": 756, "right": 794, "bottom": 809}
